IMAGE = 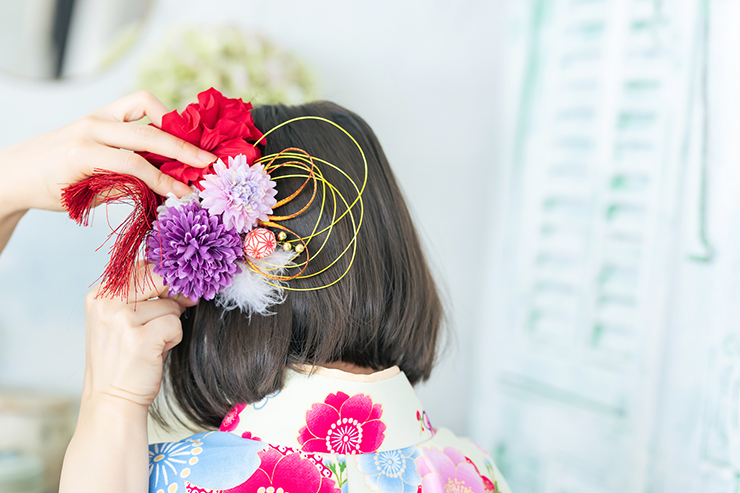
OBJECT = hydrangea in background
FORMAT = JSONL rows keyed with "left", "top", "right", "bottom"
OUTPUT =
{"left": 137, "top": 25, "right": 317, "bottom": 110}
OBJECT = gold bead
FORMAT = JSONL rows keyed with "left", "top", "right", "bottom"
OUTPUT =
{"left": 294, "top": 244, "right": 305, "bottom": 254}
{"left": 277, "top": 231, "right": 288, "bottom": 241}
{"left": 282, "top": 242, "right": 293, "bottom": 252}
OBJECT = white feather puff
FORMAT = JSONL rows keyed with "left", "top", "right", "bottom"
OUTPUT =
{"left": 157, "top": 188, "right": 200, "bottom": 215}
{"left": 216, "top": 248, "right": 297, "bottom": 316}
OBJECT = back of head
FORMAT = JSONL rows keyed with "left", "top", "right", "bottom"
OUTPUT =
{"left": 158, "top": 101, "right": 443, "bottom": 430}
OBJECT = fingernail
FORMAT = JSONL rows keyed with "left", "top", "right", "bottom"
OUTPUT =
{"left": 198, "top": 150, "right": 217, "bottom": 165}
{"left": 174, "top": 181, "right": 191, "bottom": 197}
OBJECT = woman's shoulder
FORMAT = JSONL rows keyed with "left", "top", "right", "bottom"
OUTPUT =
{"left": 418, "top": 427, "right": 512, "bottom": 493}
{"left": 349, "top": 427, "right": 512, "bottom": 493}
{"left": 147, "top": 428, "right": 512, "bottom": 493}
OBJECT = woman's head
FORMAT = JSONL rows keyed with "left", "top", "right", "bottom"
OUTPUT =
{"left": 157, "top": 101, "right": 443, "bottom": 429}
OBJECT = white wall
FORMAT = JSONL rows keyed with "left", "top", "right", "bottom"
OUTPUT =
{"left": 0, "top": 0, "right": 503, "bottom": 437}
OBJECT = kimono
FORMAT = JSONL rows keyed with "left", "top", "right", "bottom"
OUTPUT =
{"left": 148, "top": 366, "right": 511, "bottom": 493}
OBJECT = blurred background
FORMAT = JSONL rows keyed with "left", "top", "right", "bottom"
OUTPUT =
{"left": 0, "top": 0, "right": 737, "bottom": 491}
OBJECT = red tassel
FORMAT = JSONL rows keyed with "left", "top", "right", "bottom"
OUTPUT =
{"left": 62, "top": 170, "right": 162, "bottom": 300}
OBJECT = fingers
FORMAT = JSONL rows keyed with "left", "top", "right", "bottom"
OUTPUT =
{"left": 127, "top": 262, "right": 198, "bottom": 309}
{"left": 92, "top": 90, "right": 170, "bottom": 127}
{"left": 88, "top": 90, "right": 217, "bottom": 169}
{"left": 144, "top": 313, "right": 183, "bottom": 354}
{"left": 125, "top": 262, "right": 168, "bottom": 303}
{"left": 128, "top": 298, "right": 184, "bottom": 325}
{"left": 166, "top": 292, "right": 199, "bottom": 308}
{"left": 86, "top": 279, "right": 183, "bottom": 342}
{"left": 86, "top": 145, "right": 192, "bottom": 197}
{"left": 92, "top": 120, "right": 215, "bottom": 170}
{"left": 88, "top": 261, "right": 198, "bottom": 310}
{"left": 84, "top": 261, "right": 166, "bottom": 304}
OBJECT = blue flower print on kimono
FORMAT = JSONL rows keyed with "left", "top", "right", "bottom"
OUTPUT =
{"left": 252, "top": 389, "right": 281, "bottom": 410}
{"left": 149, "top": 432, "right": 267, "bottom": 493}
{"left": 355, "top": 446, "right": 421, "bottom": 492}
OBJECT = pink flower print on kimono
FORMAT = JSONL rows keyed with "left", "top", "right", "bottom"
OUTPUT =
{"left": 219, "top": 447, "right": 340, "bottom": 493}
{"left": 414, "top": 447, "right": 488, "bottom": 493}
{"left": 415, "top": 410, "right": 435, "bottom": 437}
{"left": 465, "top": 457, "right": 498, "bottom": 492}
{"left": 186, "top": 484, "right": 210, "bottom": 493}
{"left": 240, "top": 431, "right": 261, "bottom": 441}
{"left": 298, "top": 391, "right": 387, "bottom": 454}
{"left": 219, "top": 403, "right": 247, "bottom": 432}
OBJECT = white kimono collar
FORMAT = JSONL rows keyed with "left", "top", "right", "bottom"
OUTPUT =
{"left": 218, "top": 366, "right": 435, "bottom": 454}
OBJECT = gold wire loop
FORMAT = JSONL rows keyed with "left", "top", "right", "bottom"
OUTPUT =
{"left": 246, "top": 116, "right": 367, "bottom": 291}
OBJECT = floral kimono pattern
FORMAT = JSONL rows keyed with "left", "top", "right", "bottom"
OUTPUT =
{"left": 149, "top": 367, "right": 511, "bottom": 493}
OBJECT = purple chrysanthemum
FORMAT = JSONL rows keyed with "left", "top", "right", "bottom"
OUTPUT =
{"left": 146, "top": 201, "right": 243, "bottom": 301}
{"left": 199, "top": 154, "right": 278, "bottom": 233}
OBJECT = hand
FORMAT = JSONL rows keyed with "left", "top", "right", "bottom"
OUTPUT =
{"left": 59, "top": 265, "right": 195, "bottom": 493}
{"left": 0, "top": 90, "right": 216, "bottom": 214}
{"left": 82, "top": 263, "right": 194, "bottom": 409}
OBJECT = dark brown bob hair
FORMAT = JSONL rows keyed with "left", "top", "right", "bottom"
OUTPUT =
{"left": 155, "top": 101, "right": 443, "bottom": 430}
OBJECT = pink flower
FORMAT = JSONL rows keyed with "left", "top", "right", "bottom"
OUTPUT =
{"left": 416, "top": 409, "right": 435, "bottom": 437}
{"left": 221, "top": 447, "right": 340, "bottom": 493}
{"left": 199, "top": 155, "right": 278, "bottom": 234}
{"left": 465, "top": 457, "right": 498, "bottom": 492}
{"left": 414, "top": 447, "right": 487, "bottom": 493}
{"left": 219, "top": 403, "right": 247, "bottom": 432}
{"left": 297, "top": 392, "right": 386, "bottom": 454}
{"left": 241, "top": 431, "right": 262, "bottom": 441}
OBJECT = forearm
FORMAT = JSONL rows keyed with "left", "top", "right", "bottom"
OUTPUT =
{"left": 0, "top": 208, "right": 26, "bottom": 255}
{"left": 59, "top": 394, "right": 150, "bottom": 493}
{"left": 0, "top": 145, "right": 31, "bottom": 254}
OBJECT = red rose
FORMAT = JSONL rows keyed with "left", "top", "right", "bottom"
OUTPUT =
{"left": 139, "top": 88, "right": 264, "bottom": 189}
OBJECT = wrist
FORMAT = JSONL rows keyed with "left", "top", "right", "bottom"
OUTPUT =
{"left": 79, "top": 391, "right": 150, "bottom": 425}
{"left": 61, "top": 389, "right": 150, "bottom": 493}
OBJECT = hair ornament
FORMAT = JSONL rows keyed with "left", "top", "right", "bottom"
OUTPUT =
{"left": 62, "top": 88, "right": 366, "bottom": 315}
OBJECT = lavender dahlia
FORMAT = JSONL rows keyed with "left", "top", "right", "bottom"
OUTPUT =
{"left": 147, "top": 201, "right": 243, "bottom": 300}
{"left": 199, "top": 154, "right": 278, "bottom": 233}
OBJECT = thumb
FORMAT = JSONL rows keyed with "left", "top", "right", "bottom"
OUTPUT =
{"left": 126, "top": 261, "right": 168, "bottom": 304}
{"left": 165, "top": 292, "right": 199, "bottom": 308}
